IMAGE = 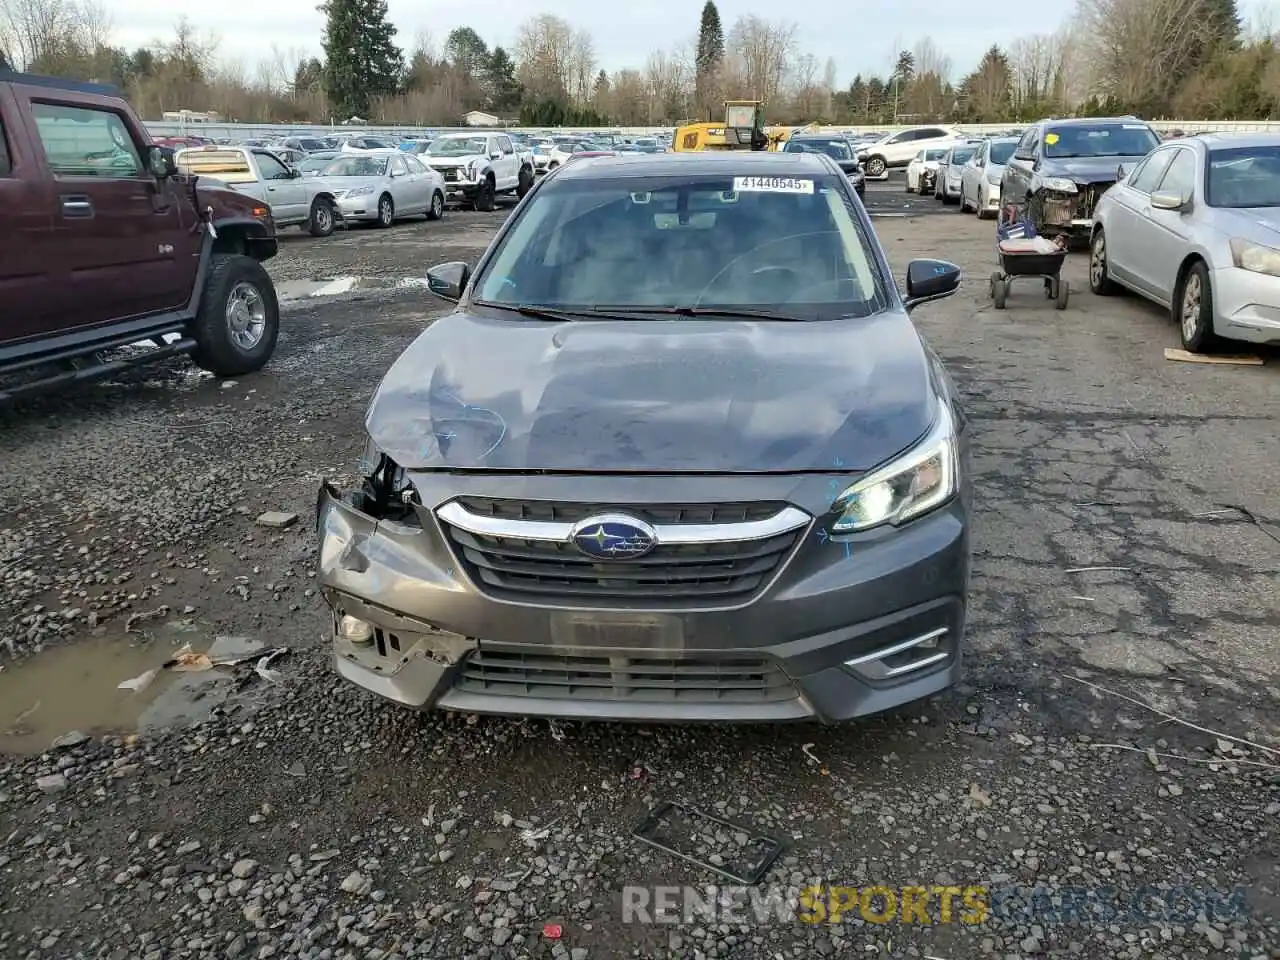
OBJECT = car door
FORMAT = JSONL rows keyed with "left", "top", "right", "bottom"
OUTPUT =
{"left": 28, "top": 99, "right": 190, "bottom": 327}
{"left": 0, "top": 92, "right": 60, "bottom": 345}
{"left": 406, "top": 154, "right": 441, "bottom": 200}
{"left": 496, "top": 134, "right": 518, "bottom": 189}
{"left": 1136, "top": 147, "right": 1199, "bottom": 300}
{"left": 1100, "top": 148, "right": 1176, "bottom": 291}
{"left": 1002, "top": 127, "right": 1040, "bottom": 219}
{"left": 252, "top": 150, "right": 305, "bottom": 222}
{"left": 387, "top": 153, "right": 422, "bottom": 212}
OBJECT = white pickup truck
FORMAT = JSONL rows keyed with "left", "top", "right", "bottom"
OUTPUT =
{"left": 174, "top": 145, "right": 343, "bottom": 237}
{"left": 419, "top": 132, "right": 535, "bottom": 211}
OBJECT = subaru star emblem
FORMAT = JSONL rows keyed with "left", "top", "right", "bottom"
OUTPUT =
{"left": 569, "top": 514, "right": 658, "bottom": 560}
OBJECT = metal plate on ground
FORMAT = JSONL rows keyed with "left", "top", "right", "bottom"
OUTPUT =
{"left": 549, "top": 612, "right": 684, "bottom": 652}
{"left": 632, "top": 800, "right": 785, "bottom": 885}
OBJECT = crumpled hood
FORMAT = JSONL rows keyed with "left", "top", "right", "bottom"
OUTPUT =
{"left": 365, "top": 309, "right": 937, "bottom": 473}
{"left": 1044, "top": 156, "right": 1149, "bottom": 183}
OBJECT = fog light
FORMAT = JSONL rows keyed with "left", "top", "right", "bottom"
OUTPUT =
{"left": 338, "top": 614, "right": 374, "bottom": 644}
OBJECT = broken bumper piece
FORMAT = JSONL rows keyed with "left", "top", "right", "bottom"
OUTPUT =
{"left": 315, "top": 480, "right": 969, "bottom": 723}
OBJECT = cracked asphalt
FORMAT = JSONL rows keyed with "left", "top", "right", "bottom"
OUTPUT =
{"left": 1, "top": 179, "right": 1278, "bottom": 960}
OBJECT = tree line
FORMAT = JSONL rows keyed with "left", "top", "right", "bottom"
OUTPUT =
{"left": 2, "top": 0, "right": 1275, "bottom": 126}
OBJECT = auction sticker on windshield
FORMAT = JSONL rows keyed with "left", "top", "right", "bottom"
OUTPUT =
{"left": 733, "top": 176, "right": 814, "bottom": 194}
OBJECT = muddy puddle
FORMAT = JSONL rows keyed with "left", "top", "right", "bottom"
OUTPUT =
{"left": 276, "top": 276, "right": 431, "bottom": 302}
{"left": 0, "top": 630, "right": 276, "bottom": 755}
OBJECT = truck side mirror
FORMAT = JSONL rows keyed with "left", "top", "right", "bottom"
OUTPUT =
{"left": 149, "top": 145, "right": 176, "bottom": 179}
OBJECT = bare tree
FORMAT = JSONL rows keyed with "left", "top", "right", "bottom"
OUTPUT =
{"left": 644, "top": 46, "right": 690, "bottom": 122}
{"left": 1075, "top": 0, "right": 1216, "bottom": 110}
{"left": 514, "top": 14, "right": 575, "bottom": 101}
{"left": 725, "top": 14, "right": 796, "bottom": 110}
{"left": 790, "top": 52, "right": 821, "bottom": 118}
{"left": 912, "top": 36, "right": 952, "bottom": 83}
{"left": 568, "top": 28, "right": 595, "bottom": 104}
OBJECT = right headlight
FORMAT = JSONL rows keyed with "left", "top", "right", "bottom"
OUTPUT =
{"left": 1032, "top": 175, "right": 1077, "bottom": 194}
{"left": 1229, "top": 238, "right": 1280, "bottom": 277}
{"left": 829, "top": 399, "right": 959, "bottom": 533}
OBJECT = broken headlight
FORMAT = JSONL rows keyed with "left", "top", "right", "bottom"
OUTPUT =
{"left": 357, "top": 438, "right": 419, "bottom": 520}
{"left": 1031, "top": 175, "right": 1077, "bottom": 194}
{"left": 829, "top": 399, "right": 959, "bottom": 533}
{"left": 1230, "top": 238, "right": 1280, "bottom": 277}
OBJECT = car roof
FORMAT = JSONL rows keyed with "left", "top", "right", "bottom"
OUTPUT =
{"left": 1040, "top": 116, "right": 1152, "bottom": 127}
{"left": 1189, "top": 131, "right": 1280, "bottom": 150}
{"left": 553, "top": 151, "right": 833, "bottom": 180}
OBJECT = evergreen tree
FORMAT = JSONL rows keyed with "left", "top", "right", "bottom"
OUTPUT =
{"left": 847, "top": 75, "right": 867, "bottom": 122}
{"left": 694, "top": 1, "right": 725, "bottom": 118}
{"left": 319, "top": 0, "right": 404, "bottom": 119}
{"left": 484, "top": 47, "right": 523, "bottom": 114}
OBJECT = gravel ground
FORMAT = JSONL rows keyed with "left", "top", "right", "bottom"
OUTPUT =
{"left": 1, "top": 179, "right": 1278, "bottom": 959}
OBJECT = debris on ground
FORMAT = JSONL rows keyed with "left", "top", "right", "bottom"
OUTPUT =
{"left": 116, "top": 645, "right": 291, "bottom": 693}
{"left": 255, "top": 511, "right": 299, "bottom": 529}
{"left": 1163, "top": 347, "right": 1263, "bottom": 365}
{"left": 124, "top": 605, "right": 170, "bottom": 633}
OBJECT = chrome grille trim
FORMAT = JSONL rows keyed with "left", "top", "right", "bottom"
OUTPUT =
{"left": 436, "top": 500, "right": 810, "bottom": 545}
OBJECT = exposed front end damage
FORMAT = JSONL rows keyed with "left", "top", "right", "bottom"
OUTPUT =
{"left": 1029, "top": 178, "right": 1117, "bottom": 245}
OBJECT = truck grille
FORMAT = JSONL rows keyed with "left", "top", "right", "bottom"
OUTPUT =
{"left": 455, "top": 649, "right": 797, "bottom": 703}
{"left": 436, "top": 499, "right": 808, "bottom": 607}
{"left": 441, "top": 168, "right": 458, "bottom": 181}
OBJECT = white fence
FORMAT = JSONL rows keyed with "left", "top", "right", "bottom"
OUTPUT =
{"left": 142, "top": 118, "right": 1280, "bottom": 141}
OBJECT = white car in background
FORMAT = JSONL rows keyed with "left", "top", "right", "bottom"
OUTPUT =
{"left": 959, "top": 136, "right": 1019, "bottom": 219}
{"left": 1089, "top": 132, "right": 1280, "bottom": 352}
{"left": 934, "top": 140, "right": 984, "bottom": 204}
{"left": 856, "top": 125, "right": 962, "bottom": 178}
{"left": 904, "top": 147, "right": 951, "bottom": 194}
{"left": 313, "top": 150, "right": 446, "bottom": 226}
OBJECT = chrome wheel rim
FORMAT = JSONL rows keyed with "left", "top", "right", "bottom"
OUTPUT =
{"left": 226, "top": 282, "right": 266, "bottom": 350}
{"left": 432, "top": 194, "right": 443, "bottom": 217}
{"left": 379, "top": 198, "right": 392, "bottom": 224}
{"left": 1090, "top": 235, "right": 1106, "bottom": 288}
{"left": 315, "top": 205, "right": 331, "bottom": 231}
{"left": 1181, "top": 273, "right": 1202, "bottom": 342}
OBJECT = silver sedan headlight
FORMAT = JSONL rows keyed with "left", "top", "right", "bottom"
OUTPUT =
{"left": 1230, "top": 238, "right": 1280, "bottom": 277}
{"left": 829, "top": 399, "right": 959, "bottom": 533}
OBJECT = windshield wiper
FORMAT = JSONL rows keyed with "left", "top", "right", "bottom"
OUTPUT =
{"left": 473, "top": 301, "right": 605, "bottom": 322}
{"left": 587, "top": 305, "right": 811, "bottom": 321}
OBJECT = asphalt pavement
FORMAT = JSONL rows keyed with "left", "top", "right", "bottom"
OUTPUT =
{"left": 1, "top": 180, "right": 1278, "bottom": 960}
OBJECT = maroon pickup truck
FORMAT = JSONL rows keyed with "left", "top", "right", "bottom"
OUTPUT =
{"left": 0, "top": 70, "right": 282, "bottom": 401}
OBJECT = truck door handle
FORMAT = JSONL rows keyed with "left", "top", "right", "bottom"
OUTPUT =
{"left": 60, "top": 195, "right": 93, "bottom": 217}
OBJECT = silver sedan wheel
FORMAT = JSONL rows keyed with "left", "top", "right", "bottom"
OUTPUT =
{"left": 1181, "top": 271, "right": 1203, "bottom": 342}
{"left": 1089, "top": 234, "right": 1107, "bottom": 289}
{"left": 226, "top": 282, "right": 266, "bottom": 350}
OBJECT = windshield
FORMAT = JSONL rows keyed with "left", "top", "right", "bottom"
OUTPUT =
{"left": 786, "top": 139, "right": 853, "bottom": 161}
{"left": 1045, "top": 123, "right": 1159, "bottom": 158}
{"left": 949, "top": 146, "right": 977, "bottom": 164}
{"left": 428, "top": 137, "right": 488, "bottom": 156}
{"left": 299, "top": 154, "right": 336, "bottom": 172}
{"left": 1206, "top": 146, "right": 1280, "bottom": 207}
{"left": 988, "top": 140, "right": 1016, "bottom": 165}
{"left": 472, "top": 174, "right": 887, "bottom": 319}
{"left": 321, "top": 156, "right": 388, "bottom": 177}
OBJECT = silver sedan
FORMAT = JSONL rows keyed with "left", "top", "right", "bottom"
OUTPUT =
{"left": 1089, "top": 132, "right": 1280, "bottom": 352}
{"left": 313, "top": 150, "right": 446, "bottom": 227}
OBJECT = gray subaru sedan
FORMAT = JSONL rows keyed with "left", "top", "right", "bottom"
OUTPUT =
{"left": 317, "top": 150, "right": 970, "bottom": 723}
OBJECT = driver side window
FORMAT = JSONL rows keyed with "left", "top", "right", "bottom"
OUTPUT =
{"left": 253, "top": 151, "right": 291, "bottom": 180}
{"left": 31, "top": 102, "right": 143, "bottom": 178}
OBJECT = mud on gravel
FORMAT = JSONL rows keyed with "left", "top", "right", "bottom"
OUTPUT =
{"left": 1, "top": 184, "right": 1278, "bottom": 959}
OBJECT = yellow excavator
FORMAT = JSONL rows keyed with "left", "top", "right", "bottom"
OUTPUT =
{"left": 672, "top": 100, "right": 793, "bottom": 152}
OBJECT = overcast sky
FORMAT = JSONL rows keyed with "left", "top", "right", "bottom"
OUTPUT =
{"left": 104, "top": 0, "right": 1277, "bottom": 87}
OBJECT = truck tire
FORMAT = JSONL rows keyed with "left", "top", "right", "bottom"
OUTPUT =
{"left": 475, "top": 176, "right": 496, "bottom": 212}
{"left": 517, "top": 166, "right": 534, "bottom": 198}
{"left": 308, "top": 198, "right": 336, "bottom": 237}
{"left": 190, "top": 254, "right": 280, "bottom": 377}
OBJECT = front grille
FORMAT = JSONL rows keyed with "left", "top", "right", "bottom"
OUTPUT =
{"left": 441, "top": 168, "right": 458, "bottom": 181}
{"left": 437, "top": 498, "right": 807, "bottom": 607}
{"left": 454, "top": 497, "right": 783, "bottom": 525}
{"left": 455, "top": 649, "right": 796, "bottom": 703}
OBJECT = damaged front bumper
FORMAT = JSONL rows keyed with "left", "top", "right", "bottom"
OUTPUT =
{"left": 316, "top": 474, "right": 971, "bottom": 724}
{"left": 1031, "top": 181, "right": 1113, "bottom": 240}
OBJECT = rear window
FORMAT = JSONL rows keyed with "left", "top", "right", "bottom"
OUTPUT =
{"left": 473, "top": 173, "right": 887, "bottom": 319}
{"left": 1044, "top": 123, "right": 1159, "bottom": 158}
{"left": 177, "top": 149, "right": 255, "bottom": 182}
{"left": 949, "top": 146, "right": 977, "bottom": 164}
{"left": 988, "top": 140, "right": 1016, "bottom": 165}
{"left": 925, "top": 149, "right": 949, "bottom": 161}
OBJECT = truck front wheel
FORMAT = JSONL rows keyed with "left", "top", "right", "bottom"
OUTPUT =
{"left": 190, "top": 254, "right": 280, "bottom": 377}
{"left": 517, "top": 166, "right": 533, "bottom": 198}
{"left": 475, "top": 176, "right": 496, "bottom": 212}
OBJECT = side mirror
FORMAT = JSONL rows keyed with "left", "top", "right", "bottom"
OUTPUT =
{"left": 149, "top": 145, "right": 176, "bottom": 179}
{"left": 426, "top": 261, "right": 470, "bottom": 302}
{"left": 290, "top": 167, "right": 303, "bottom": 178}
{"left": 490, "top": 151, "right": 502, "bottom": 160}
{"left": 1150, "top": 192, "right": 1187, "bottom": 211}
{"left": 903, "top": 259, "right": 961, "bottom": 313}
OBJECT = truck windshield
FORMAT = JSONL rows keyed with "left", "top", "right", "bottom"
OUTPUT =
{"left": 177, "top": 150, "right": 255, "bottom": 183}
{"left": 428, "top": 138, "right": 488, "bottom": 156}
{"left": 472, "top": 174, "right": 887, "bottom": 320}
{"left": 1045, "top": 124, "right": 1159, "bottom": 158}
